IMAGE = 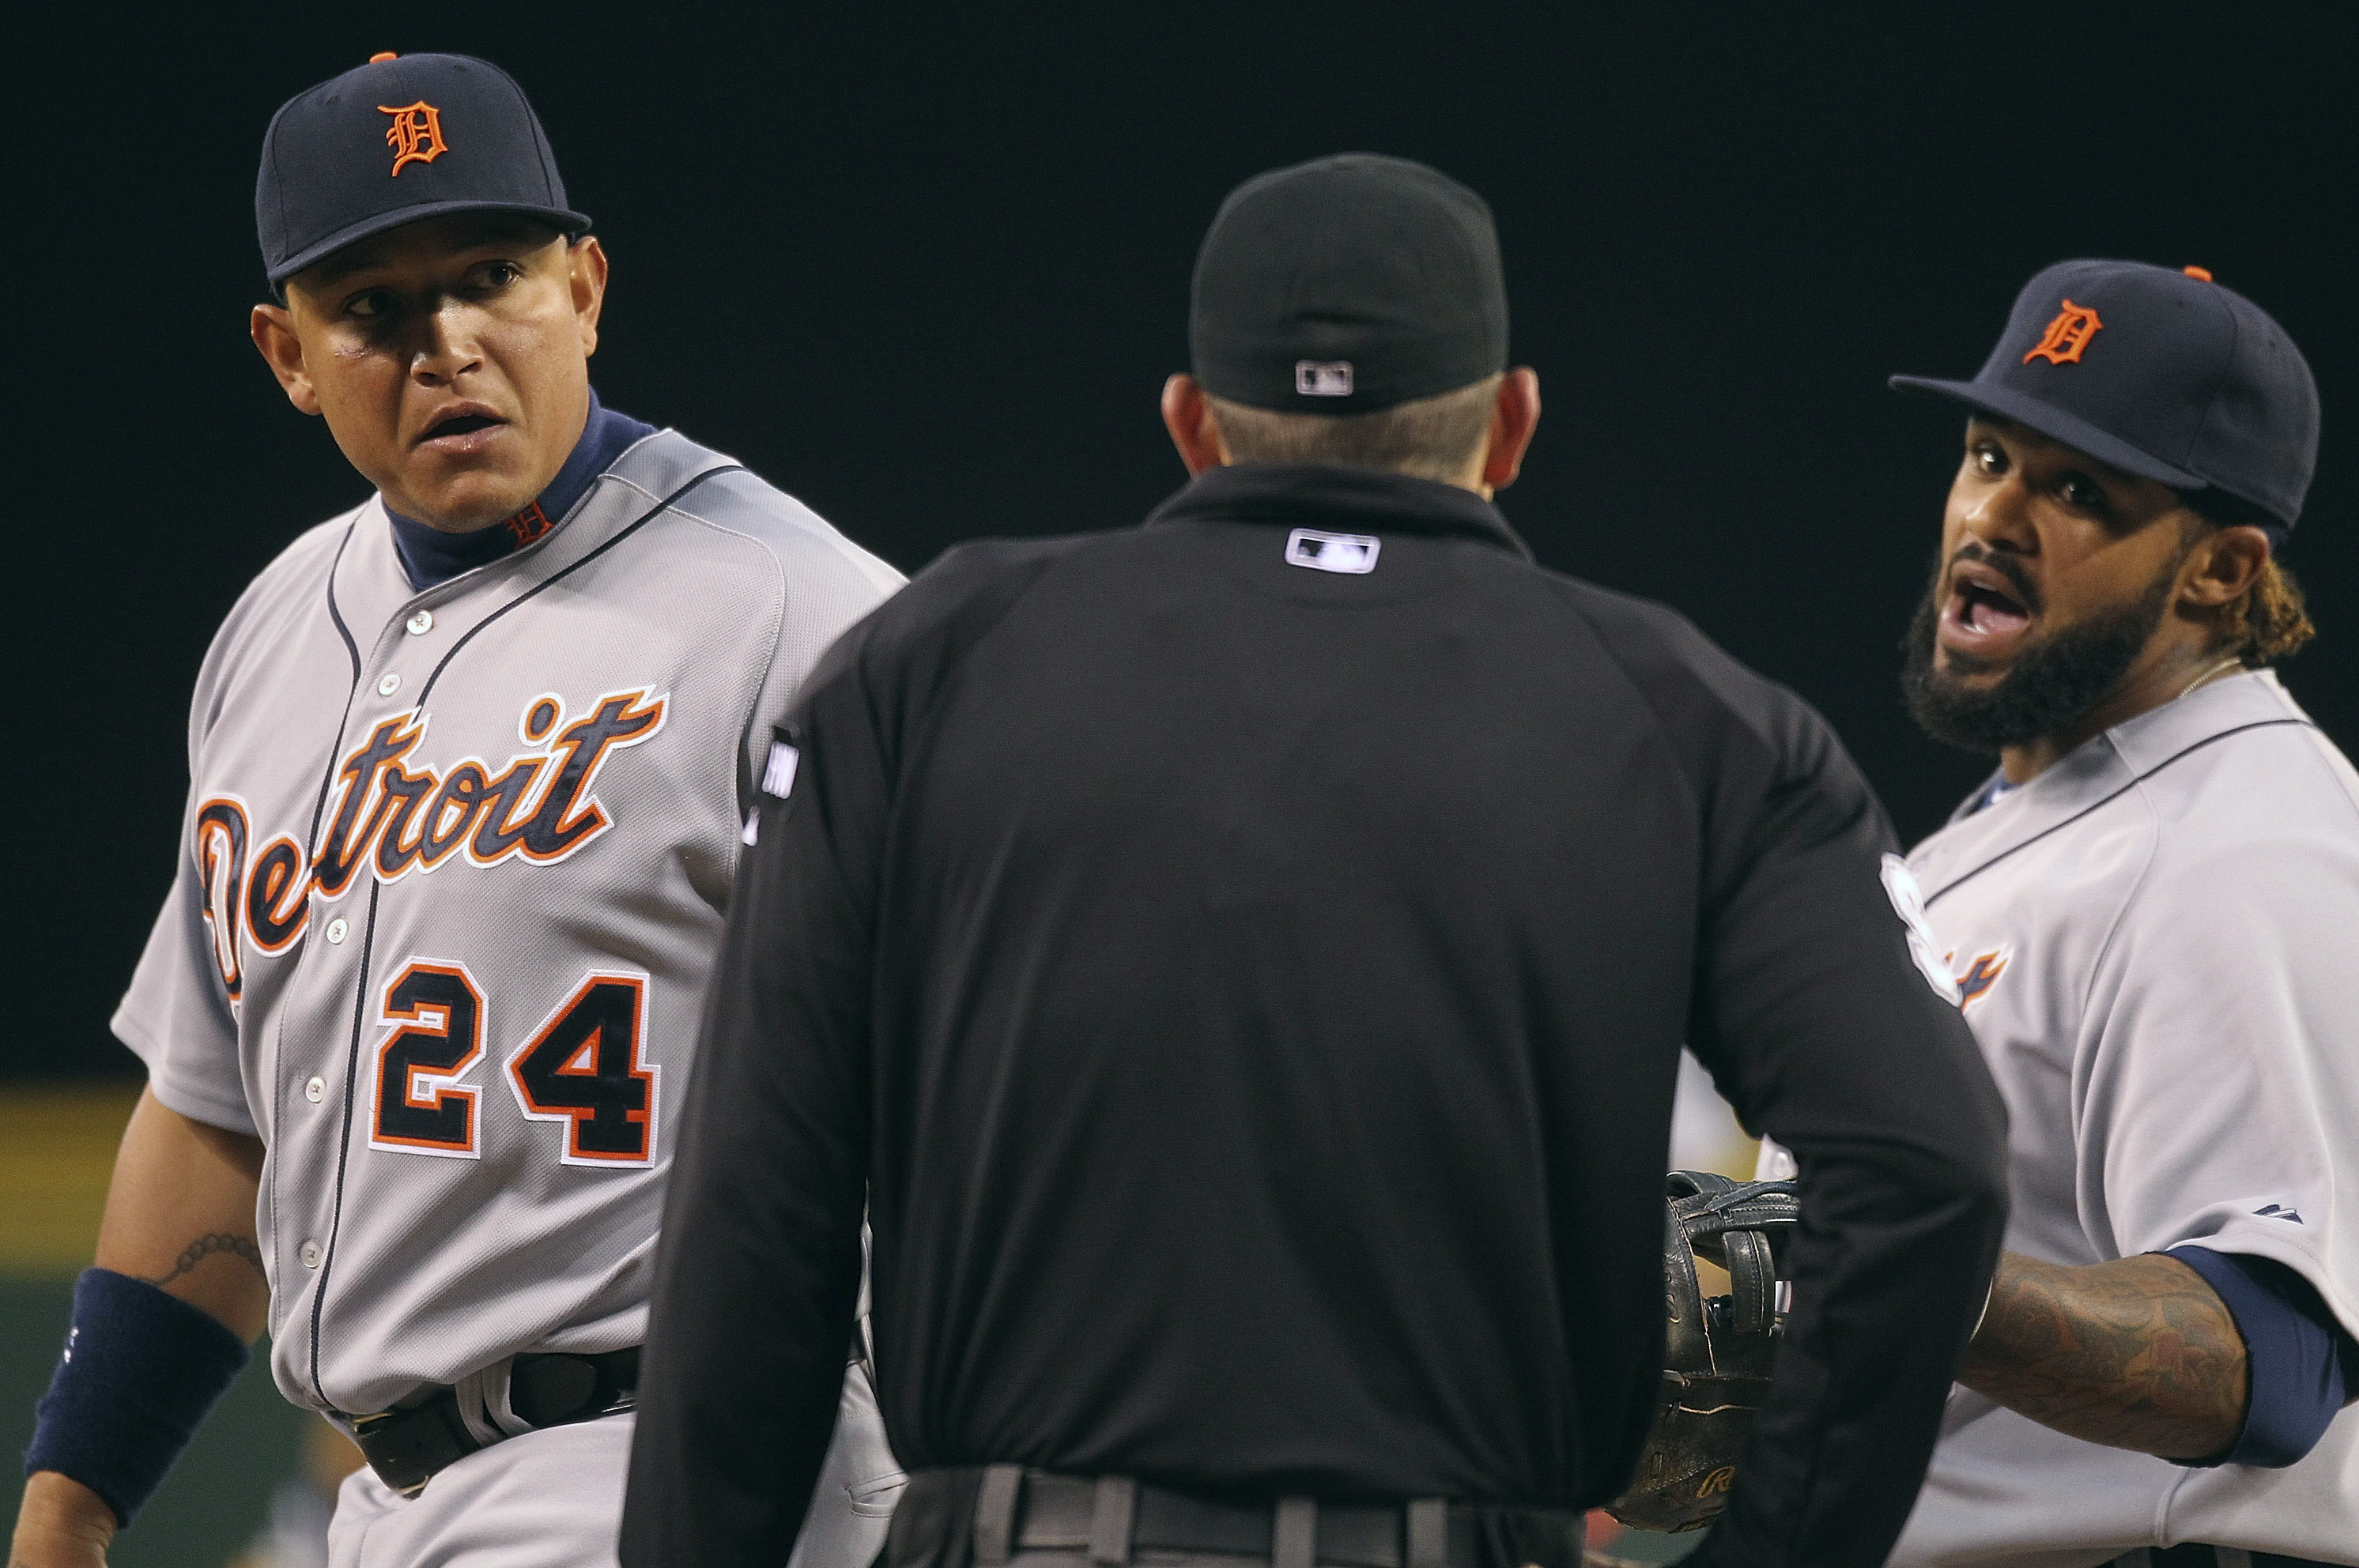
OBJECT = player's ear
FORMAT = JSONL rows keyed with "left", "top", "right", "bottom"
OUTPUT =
{"left": 2180, "top": 522, "right": 2270, "bottom": 610}
{"left": 568, "top": 236, "right": 608, "bottom": 360}
{"left": 1478, "top": 368, "right": 1541, "bottom": 496}
{"left": 250, "top": 302, "right": 323, "bottom": 416}
{"left": 1161, "top": 374, "right": 1230, "bottom": 477}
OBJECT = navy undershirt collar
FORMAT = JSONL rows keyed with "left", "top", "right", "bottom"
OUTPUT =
{"left": 1969, "top": 771, "right": 2021, "bottom": 815}
{"left": 386, "top": 392, "right": 659, "bottom": 590}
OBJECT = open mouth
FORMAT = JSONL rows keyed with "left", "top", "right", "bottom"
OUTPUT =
{"left": 1938, "top": 560, "right": 2036, "bottom": 658}
{"left": 1954, "top": 581, "right": 2028, "bottom": 635}
{"left": 413, "top": 400, "right": 511, "bottom": 452}
{"left": 421, "top": 412, "right": 504, "bottom": 443}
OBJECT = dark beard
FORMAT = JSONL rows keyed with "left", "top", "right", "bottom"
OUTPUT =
{"left": 1901, "top": 558, "right": 2179, "bottom": 756}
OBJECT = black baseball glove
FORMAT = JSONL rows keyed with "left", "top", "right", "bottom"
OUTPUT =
{"left": 1604, "top": 1170, "right": 1799, "bottom": 1534}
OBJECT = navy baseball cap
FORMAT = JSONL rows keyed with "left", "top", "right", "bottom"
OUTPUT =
{"left": 1891, "top": 259, "right": 2319, "bottom": 532}
{"left": 1191, "top": 154, "right": 1508, "bottom": 413}
{"left": 256, "top": 53, "right": 588, "bottom": 291}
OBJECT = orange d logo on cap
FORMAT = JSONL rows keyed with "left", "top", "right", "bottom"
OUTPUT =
{"left": 259, "top": 54, "right": 589, "bottom": 289}
{"left": 1889, "top": 259, "right": 2318, "bottom": 534}
{"left": 2023, "top": 299, "right": 2102, "bottom": 366}
{"left": 379, "top": 100, "right": 448, "bottom": 176}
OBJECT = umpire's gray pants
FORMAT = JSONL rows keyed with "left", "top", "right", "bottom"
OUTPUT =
{"left": 328, "top": 1360, "right": 904, "bottom": 1567}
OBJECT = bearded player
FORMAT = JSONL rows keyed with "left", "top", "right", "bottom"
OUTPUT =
{"left": 12, "top": 54, "right": 904, "bottom": 1568}
{"left": 1872, "top": 262, "right": 2357, "bottom": 1565}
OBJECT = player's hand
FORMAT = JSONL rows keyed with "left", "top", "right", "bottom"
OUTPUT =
{"left": 8, "top": 1472, "right": 115, "bottom": 1568}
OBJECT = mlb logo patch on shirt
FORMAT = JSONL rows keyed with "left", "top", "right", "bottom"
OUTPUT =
{"left": 1285, "top": 528, "right": 1381, "bottom": 575}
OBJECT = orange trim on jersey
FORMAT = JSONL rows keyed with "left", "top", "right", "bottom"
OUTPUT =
{"left": 507, "top": 972, "right": 656, "bottom": 1165}
{"left": 1950, "top": 947, "right": 2012, "bottom": 1009}
{"left": 312, "top": 714, "right": 426, "bottom": 899}
{"left": 515, "top": 692, "right": 667, "bottom": 861}
{"left": 463, "top": 755, "right": 551, "bottom": 865}
{"left": 413, "top": 762, "right": 493, "bottom": 869}
{"left": 245, "top": 835, "right": 311, "bottom": 954}
{"left": 194, "top": 797, "right": 251, "bottom": 1001}
{"left": 522, "top": 694, "right": 562, "bottom": 744}
{"left": 277, "top": 688, "right": 665, "bottom": 899}
{"left": 369, "top": 959, "right": 485, "bottom": 1157}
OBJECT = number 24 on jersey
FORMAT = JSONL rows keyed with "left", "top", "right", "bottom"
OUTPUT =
{"left": 366, "top": 958, "right": 659, "bottom": 1167}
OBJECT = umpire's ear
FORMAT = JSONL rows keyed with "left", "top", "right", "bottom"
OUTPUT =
{"left": 1161, "top": 373, "right": 1232, "bottom": 476}
{"left": 1475, "top": 367, "right": 1541, "bottom": 497}
{"left": 249, "top": 301, "right": 323, "bottom": 416}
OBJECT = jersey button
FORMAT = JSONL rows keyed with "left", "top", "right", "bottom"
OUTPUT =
{"left": 378, "top": 673, "right": 402, "bottom": 697}
{"left": 299, "top": 1239, "right": 323, "bottom": 1269}
{"left": 406, "top": 610, "right": 434, "bottom": 636}
{"left": 325, "top": 918, "right": 349, "bottom": 945}
{"left": 304, "top": 1076, "right": 325, "bottom": 1103}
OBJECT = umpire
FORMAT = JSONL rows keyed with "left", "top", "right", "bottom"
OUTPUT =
{"left": 620, "top": 155, "right": 2009, "bottom": 1568}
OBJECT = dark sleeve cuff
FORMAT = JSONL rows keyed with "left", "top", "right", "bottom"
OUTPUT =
{"left": 2165, "top": 1245, "right": 2358, "bottom": 1468}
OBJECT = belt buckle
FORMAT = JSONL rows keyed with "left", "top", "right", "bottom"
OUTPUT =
{"left": 349, "top": 1408, "right": 436, "bottom": 1498}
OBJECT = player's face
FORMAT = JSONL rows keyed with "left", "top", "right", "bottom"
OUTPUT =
{"left": 1923, "top": 417, "right": 2196, "bottom": 689}
{"left": 255, "top": 215, "right": 608, "bottom": 532}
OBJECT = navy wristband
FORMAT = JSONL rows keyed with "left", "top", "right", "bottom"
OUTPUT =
{"left": 2167, "top": 1245, "right": 2358, "bottom": 1468}
{"left": 22, "top": 1268, "right": 251, "bottom": 1526}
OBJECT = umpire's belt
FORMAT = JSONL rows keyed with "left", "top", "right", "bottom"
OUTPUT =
{"left": 349, "top": 1347, "right": 640, "bottom": 1497}
{"left": 908, "top": 1467, "right": 1583, "bottom": 1568}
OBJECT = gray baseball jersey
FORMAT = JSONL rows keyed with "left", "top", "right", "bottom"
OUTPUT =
{"left": 115, "top": 428, "right": 900, "bottom": 1442}
{"left": 1888, "top": 671, "right": 2359, "bottom": 1566}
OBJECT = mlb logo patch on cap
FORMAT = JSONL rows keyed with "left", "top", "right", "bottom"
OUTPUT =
{"left": 1192, "top": 154, "right": 1507, "bottom": 414}
{"left": 1295, "top": 360, "right": 1354, "bottom": 397}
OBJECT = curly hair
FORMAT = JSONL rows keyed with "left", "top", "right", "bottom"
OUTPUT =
{"left": 2186, "top": 490, "right": 2316, "bottom": 666}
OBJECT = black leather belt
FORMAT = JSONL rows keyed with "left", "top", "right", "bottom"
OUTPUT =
{"left": 908, "top": 1468, "right": 1583, "bottom": 1568}
{"left": 349, "top": 1347, "right": 640, "bottom": 1496}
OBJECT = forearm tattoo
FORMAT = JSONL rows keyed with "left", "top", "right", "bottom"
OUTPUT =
{"left": 1958, "top": 1250, "right": 2248, "bottom": 1460}
{"left": 138, "top": 1233, "right": 267, "bottom": 1290}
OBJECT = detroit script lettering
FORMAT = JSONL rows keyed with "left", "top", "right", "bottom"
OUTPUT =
{"left": 194, "top": 688, "right": 667, "bottom": 1004}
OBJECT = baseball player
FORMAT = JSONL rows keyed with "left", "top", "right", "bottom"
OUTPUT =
{"left": 1815, "top": 260, "right": 2358, "bottom": 1566}
{"left": 12, "top": 53, "right": 904, "bottom": 1568}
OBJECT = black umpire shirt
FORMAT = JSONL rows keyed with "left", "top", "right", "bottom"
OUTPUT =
{"left": 621, "top": 463, "right": 2008, "bottom": 1568}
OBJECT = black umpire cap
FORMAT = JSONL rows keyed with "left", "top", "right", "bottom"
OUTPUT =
{"left": 1892, "top": 259, "right": 2319, "bottom": 536}
{"left": 256, "top": 52, "right": 588, "bottom": 292}
{"left": 1191, "top": 153, "right": 1508, "bottom": 415}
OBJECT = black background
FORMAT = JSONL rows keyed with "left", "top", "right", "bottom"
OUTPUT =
{"left": 12, "top": 6, "right": 2357, "bottom": 1076}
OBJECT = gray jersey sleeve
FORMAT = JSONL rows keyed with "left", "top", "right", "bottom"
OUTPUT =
{"left": 112, "top": 521, "right": 352, "bottom": 1136}
{"left": 2078, "top": 796, "right": 2359, "bottom": 1339}
{"left": 670, "top": 473, "right": 904, "bottom": 815}
{"left": 113, "top": 782, "right": 255, "bottom": 1134}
